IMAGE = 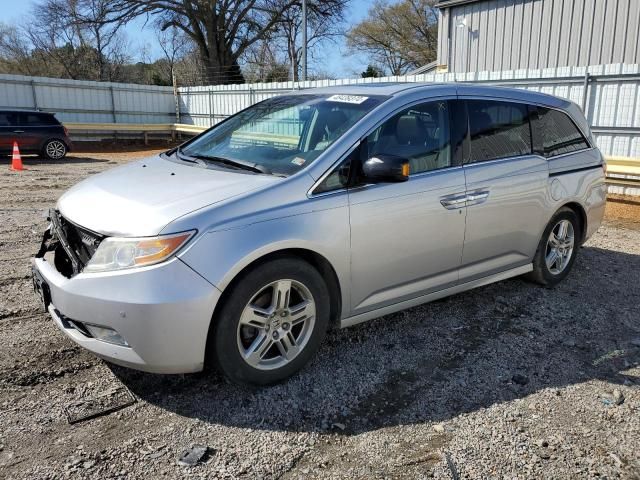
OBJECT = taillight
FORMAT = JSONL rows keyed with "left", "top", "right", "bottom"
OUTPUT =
{"left": 63, "top": 126, "right": 69, "bottom": 137}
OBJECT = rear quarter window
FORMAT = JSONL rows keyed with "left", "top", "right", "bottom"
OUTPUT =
{"left": 533, "top": 107, "right": 590, "bottom": 157}
{"left": 21, "top": 113, "right": 59, "bottom": 126}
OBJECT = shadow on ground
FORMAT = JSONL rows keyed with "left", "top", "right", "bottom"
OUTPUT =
{"left": 111, "top": 246, "right": 640, "bottom": 435}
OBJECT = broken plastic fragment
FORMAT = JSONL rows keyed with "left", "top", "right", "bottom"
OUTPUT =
{"left": 177, "top": 445, "right": 208, "bottom": 467}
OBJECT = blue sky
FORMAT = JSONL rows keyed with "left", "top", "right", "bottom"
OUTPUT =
{"left": 3, "top": 0, "right": 372, "bottom": 78}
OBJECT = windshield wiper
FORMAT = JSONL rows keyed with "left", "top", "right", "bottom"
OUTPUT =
{"left": 186, "top": 152, "right": 271, "bottom": 175}
{"left": 171, "top": 147, "right": 198, "bottom": 163}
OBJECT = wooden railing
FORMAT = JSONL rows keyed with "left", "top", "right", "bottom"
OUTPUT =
{"left": 64, "top": 122, "right": 207, "bottom": 144}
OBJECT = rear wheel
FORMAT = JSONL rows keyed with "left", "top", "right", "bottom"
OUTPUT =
{"left": 527, "top": 207, "right": 580, "bottom": 287}
{"left": 209, "top": 257, "right": 330, "bottom": 386}
{"left": 42, "top": 139, "right": 67, "bottom": 160}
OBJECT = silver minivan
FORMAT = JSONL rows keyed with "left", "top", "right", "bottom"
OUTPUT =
{"left": 32, "top": 84, "right": 606, "bottom": 385}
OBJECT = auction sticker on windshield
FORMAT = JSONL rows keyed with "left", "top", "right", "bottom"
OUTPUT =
{"left": 326, "top": 94, "right": 369, "bottom": 104}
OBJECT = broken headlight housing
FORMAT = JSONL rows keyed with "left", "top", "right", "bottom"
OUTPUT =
{"left": 84, "top": 231, "right": 195, "bottom": 273}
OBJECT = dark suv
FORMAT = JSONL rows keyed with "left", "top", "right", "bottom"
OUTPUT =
{"left": 0, "top": 110, "right": 72, "bottom": 160}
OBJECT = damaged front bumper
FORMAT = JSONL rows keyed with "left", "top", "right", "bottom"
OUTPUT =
{"left": 31, "top": 219, "right": 221, "bottom": 374}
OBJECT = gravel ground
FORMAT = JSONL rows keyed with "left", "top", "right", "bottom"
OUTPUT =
{"left": 0, "top": 147, "right": 639, "bottom": 479}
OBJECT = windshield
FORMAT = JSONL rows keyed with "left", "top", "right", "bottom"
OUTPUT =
{"left": 179, "top": 93, "right": 385, "bottom": 176}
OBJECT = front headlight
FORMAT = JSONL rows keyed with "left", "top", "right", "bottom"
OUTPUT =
{"left": 84, "top": 230, "right": 195, "bottom": 273}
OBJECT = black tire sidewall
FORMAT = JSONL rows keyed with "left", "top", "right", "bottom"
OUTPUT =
{"left": 43, "top": 140, "right": 67, "bottom": 160}
{"left": 211, "top": 258, "right": 330, "bottom": 386}
{"left": 533, "top": 208, "right": 580, "bottom": 287}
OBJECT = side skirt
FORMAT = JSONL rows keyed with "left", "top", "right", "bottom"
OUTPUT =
{"left": 340, "top": 263, "right": 533, "bottom": 329}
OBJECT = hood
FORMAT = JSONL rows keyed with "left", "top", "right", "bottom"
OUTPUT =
{"left": 57, "top": 154, "right": 280, "bottom": 236}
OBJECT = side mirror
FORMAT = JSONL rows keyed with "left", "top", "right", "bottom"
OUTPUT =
{"left": 362, "top": 154, "right": 410, "bottom": 183}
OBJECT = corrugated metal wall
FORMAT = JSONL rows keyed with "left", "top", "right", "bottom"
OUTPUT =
{"left": 438, "top": 0, "right": 640, "bottom": 73}
{"left": 0, "top": 74, "right": 176, "bottom": 124}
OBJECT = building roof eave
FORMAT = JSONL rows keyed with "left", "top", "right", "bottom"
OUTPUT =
{"left": 437, "top": 0, "right": 484, "bottom": 8}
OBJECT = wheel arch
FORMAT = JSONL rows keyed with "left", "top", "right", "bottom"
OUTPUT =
{"left": 560, "top": 201, "right": 588, "bottom": 244}
{"left": 203, "top": 247, "right": 343, "bottom": 369}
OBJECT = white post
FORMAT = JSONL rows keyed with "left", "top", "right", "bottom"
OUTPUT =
{"left": 301, "top": 0, "right": 308, "bottom": 82}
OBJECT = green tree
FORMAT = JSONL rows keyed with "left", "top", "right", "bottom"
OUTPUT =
{"left": 361, "top": 64, "right": 382, "bottom": 78}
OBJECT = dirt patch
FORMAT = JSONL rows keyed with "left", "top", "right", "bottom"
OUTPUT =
{"left": 605, "top": 195, "right": 640, "bottom": 230}
{"left": 0, "top": 150, "right": 639, "bottom": 479}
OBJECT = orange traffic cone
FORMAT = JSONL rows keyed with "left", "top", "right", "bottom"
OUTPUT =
{"left": 10, "top": 141, "right": 24, "bottom": 171}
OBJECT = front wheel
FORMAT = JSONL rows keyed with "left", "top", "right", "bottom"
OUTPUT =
{"left": 42, "top": 139, "right": 67, "bottom": 160}
{"left": 527, "top": 207, "right": 580, "bottom": 287}
{"left": 209, "top": 257, "right": 330, "bottom": 386}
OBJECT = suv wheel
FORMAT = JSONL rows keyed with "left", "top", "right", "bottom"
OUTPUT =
{"left": 527, "top": 207, "right": 580, "bottom": 287}
{"left": 43, "top": 139, "right": 67, "bottom": 160}
{"left": 209, "top": 257, "right": 330, "bottom": 385}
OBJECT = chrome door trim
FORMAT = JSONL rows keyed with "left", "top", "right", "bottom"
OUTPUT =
{"left": 410, "top": 164, "right": 463, "bottom": 179}
{"left": 546, "top": 147, "right": 597, "bottom": 161}
{"left": 463, "top": 154, "right": 547, "bottom": 169}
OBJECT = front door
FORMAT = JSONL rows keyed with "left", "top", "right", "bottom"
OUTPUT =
{"left": 348, "top": 99, "right": 467, "bottom": 315}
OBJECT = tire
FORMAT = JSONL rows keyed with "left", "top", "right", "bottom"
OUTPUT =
{"left": 42, "top": 139, "right": 67, "bottom": 160}
{"left": 527, "top": 207, "right": 581, "bottom": 287}
{"left": 209, "top": 257, "right": 330, "bottom": 386}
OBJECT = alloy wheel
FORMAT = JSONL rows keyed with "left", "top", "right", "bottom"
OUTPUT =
{"left": 237, "top": 279, "right": 316, "bottom": 371}
{"left": 46, "top": 140, "right": 66, "bottom": 159}
{"left": 545, "top": 219, "right": 575, "bottom": 275}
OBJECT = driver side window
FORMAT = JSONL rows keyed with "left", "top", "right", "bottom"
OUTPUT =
{"left": 366, "top": 100, "right": 451, "bottom": 175}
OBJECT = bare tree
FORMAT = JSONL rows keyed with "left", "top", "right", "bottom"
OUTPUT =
{"left": 26, "top": 2, "right": 90, "bottom": 79}
{"left": 72, "top": 0, "right": 133, "bottom": 81}
{"left": 157, "top": 25, "right": 190, "bottom": 83}
{"left": 346, "top": 0, "right": 439, "bottom": 76}
{"left": 242, "top": 39, "right": 288, "bottom": 83}
{"left": 25, "top": 0, "right": 132, "bottom": 81}
{"left": 109, "top": 0, "right": 303, "bottom": 85}
{"left": 0, "top": 23, "right": 45, "bottom": 76}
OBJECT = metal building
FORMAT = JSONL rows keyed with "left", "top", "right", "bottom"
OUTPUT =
{"left": 437, "top": 0, "right": 640, "bottom": 73}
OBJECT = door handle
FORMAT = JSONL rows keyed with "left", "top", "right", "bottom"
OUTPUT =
{"left": 13, "top": 130, "right": 24, "bottom": 133}
{"left": 440, "top": 193, "right": 467, "bottom": 210}
{"left": 466, "top": 190, "right": 490, "bottom": 206}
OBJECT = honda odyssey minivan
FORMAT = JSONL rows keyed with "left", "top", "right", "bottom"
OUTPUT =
{"left": 32, "top": 84, "right": 606, "bottom": 385}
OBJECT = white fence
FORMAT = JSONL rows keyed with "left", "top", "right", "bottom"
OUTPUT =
{"left": 0, "top": 74, "right": 175, "bottom": 124}
{"left": 1, "top": 64, "right": 640, "bottom": 158}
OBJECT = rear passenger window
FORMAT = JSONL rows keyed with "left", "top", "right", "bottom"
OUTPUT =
{"left": 534, "top": 107, "right": 590, "bottom": 157}
{"left": 22, "top": 114, "right": 57, "bottom": 126}
{"left": 467, "top": 100, "right": 532, "bottom": 162}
